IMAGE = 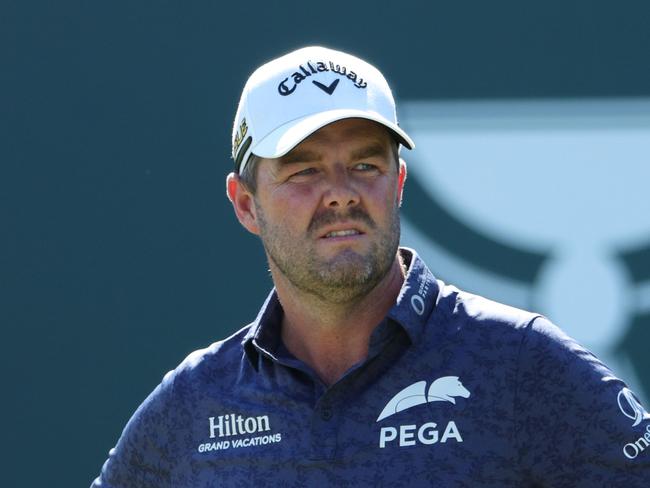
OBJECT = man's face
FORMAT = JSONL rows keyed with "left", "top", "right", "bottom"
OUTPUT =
{"left": 237, "top": 118, "right": 406, "bottom": 303}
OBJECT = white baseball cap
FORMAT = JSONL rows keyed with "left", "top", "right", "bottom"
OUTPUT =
{"left": 231, "top": 46, "right": 415, "bottom": 174}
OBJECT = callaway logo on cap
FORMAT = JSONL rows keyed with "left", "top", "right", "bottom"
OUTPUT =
{"left": 231, "top": 46, "right": 415, "bottom": 173}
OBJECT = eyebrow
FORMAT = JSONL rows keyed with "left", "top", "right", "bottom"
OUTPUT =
{"left": 278, "top": 149, "right": 322, "bottom": 165}
{"left": 350, "top": 142, "right": 389, "bottom": 162}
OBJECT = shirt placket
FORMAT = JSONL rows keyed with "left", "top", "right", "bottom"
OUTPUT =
{"left": 310, "top": 386, "right": 339, "bottom": 460}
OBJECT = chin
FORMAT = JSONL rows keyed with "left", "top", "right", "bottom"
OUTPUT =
{"left": 315, "top": 259, "right": 380, "bottom": 293}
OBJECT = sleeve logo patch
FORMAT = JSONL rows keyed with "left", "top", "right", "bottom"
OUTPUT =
{"left": 618, "top": 387, "right": 650, "bottom": 427}
{"left": 617, "top": 387, "right": 650, "bottom": 460}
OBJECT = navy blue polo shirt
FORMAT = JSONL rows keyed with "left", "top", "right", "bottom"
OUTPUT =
{"left": 91, "top": 248, "right": 650, "bottom": 487}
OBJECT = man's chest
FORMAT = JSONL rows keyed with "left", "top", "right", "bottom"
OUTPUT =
{"left": 172, "top": 353, "right": 523, "bottom": 486}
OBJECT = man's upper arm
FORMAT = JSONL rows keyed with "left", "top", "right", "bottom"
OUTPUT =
{"left": 515, "top": 316, "right": 650, "bottom": 487}
{"left": 90, "top": 371, "right": 175, "bottom": 488}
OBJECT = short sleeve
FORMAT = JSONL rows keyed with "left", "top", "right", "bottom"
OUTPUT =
{"left": 90, "top": 371, "right": 175, "bottom": 488}
{"left": 515, "top": 316, "right": 650, "bottom": 487}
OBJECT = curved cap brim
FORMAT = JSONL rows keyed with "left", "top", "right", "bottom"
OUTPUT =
{"left": 251, "top": 109, "right": 415, "bottom": 161}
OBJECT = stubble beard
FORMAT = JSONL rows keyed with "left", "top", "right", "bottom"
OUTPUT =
{"left": 255, "top": 202, "right": 401, "bottom": 304}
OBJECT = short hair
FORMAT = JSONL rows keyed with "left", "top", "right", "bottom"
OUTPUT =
{"left": 238, "top": 139, "right": 400, "bottom": 195}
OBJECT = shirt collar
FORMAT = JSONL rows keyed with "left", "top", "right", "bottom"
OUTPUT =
{"left": 387, "top": 247, "right": 440, "bottom": 343}
{"left": 242, "top": 289, "right": 284, "bottom": 369}
{"left": 241, "top": 247, "right": 439, "bottom": 368}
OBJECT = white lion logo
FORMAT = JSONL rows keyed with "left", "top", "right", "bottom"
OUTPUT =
{"left": 377, "top": 376, "right": 471, "bottom": 422}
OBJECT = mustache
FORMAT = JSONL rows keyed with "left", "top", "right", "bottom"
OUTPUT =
{"left": 308, "top": 206, "right": 376, "bottom": 234}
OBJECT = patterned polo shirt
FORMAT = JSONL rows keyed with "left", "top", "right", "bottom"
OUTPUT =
{"left": 91, "top": 248, "right": 650, "bottom": 487}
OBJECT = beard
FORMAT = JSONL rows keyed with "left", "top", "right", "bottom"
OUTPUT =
{"left": 255, "top": 202, "right": 401, "bottom": 304}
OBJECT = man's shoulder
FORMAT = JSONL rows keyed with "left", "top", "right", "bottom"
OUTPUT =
{"left": 436, "top": 280, "right": 541, "bottom": 331}
{"left": 166, "top": 323, "right": 254, "bottom": 388}
{"left": 401, "top": 248, "right": 540, "bottom": 334}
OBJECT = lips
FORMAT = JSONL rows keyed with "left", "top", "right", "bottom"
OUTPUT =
{"left": 318, "top": 223, "right": 366, "bottom": 239}
{"left": 323, "top": 229, "right": 362, "bottom": 238}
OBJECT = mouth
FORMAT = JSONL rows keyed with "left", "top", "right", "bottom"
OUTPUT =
{"left": 323, "top": 229, "right": 363, "bottom": 238}
{"left": 318, "top": 222, "right": 368, "bottom": 241}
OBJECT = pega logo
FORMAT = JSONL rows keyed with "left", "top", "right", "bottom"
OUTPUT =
{"left": 379, "top": 421, "right": 463, "bottom": 449}
{"left": 377, "top": 376, "right": 470, "bottom": 421}
{"left": 277, "top": 60, "right": 367, "bottom": 96}
{"left": 377, "top": 376, "right": 470, "bottom": 448}
{"left": 618, "top": 387, "right": 650, "bottom": 427}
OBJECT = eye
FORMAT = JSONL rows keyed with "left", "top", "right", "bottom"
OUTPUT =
{"left": 353, "top": 162, "right": 378, "bottom": 172}
{"left": 288, "top": 167, "right": 317, "bottom": 179}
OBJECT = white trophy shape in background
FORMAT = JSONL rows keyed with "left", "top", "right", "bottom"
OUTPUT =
{"left": 400, "top": 99, "right": 650, "bottom": 400}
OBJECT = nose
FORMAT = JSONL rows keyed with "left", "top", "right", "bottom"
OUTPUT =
{"left": 323, "top": 167, "right": 360, "bottom": 208}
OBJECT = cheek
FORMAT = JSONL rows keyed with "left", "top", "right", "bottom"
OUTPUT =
{"left": 364, "top": 180, "right": 399, "bottom": 212}
{"left": 263, "top": 186, "right": 320, "bottom": 223}
{"left": 277, "top": 183, "right": 318, "bottom": 201}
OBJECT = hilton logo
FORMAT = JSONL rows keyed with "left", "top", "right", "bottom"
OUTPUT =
{"left": 399, "top": 98, "right": 650, "bottom": 403}
{"left": 198, "top": 413, "right": 282, "bottom": 453}
{"left": 209, "top": 413, "right": 270, "bottom": 438}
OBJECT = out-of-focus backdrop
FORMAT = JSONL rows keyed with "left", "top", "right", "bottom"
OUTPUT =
{"left": 3, "top": 1, "right": 650, "bottom": 486}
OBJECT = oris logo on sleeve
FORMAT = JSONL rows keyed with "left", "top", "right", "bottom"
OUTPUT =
{"left": 376, "top": 376, "right": 470, "bottom": 448}
{"left": 618, "top": 387, "right": 650, "bottom": 427}
{"left": 617, "top": 387, "right": 650, "bottom": 460}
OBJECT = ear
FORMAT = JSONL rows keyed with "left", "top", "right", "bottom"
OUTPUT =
{"left": 397, "top": 158, "right": 407, "bottom": 207}
{"left": 226, "top": 172, "right": 260, "bottom": 235}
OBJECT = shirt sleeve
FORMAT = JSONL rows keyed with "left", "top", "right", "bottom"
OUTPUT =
{"left": 515, "top": 316, "right": 650, "bottom": 487}
{"left": 90, "top": 370, "right": 175, "bottom": 488}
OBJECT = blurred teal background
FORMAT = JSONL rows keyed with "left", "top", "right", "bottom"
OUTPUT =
{"left": 2, "top": 1, "right": 650, "bottom": 486}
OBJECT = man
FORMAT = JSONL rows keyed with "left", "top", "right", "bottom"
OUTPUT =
{"left": 92, "top": 46, "right": 650, "bottom": 486}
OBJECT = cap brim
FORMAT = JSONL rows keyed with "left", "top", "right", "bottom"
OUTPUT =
{"left": 251, "top": 109, "right": 415, "bottom": 160}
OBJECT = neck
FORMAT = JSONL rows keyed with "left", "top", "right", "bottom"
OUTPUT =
{"left": 273, "top": 256, "right": 405, "bottom": 386}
